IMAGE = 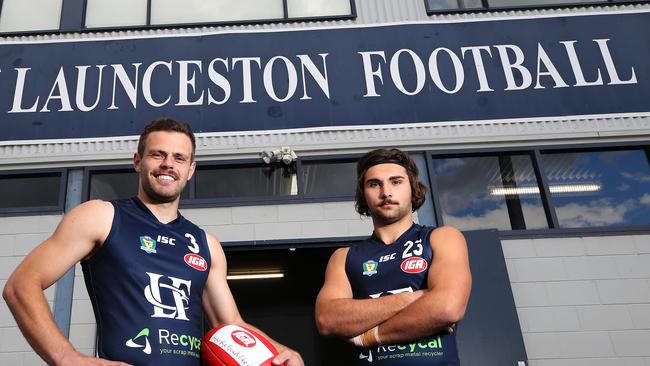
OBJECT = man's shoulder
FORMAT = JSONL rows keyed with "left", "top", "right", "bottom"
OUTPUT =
{"left": 74, "top": 199, "right": 115, "bottom": 215}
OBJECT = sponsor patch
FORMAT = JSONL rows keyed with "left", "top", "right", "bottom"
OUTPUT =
{"left": 184, "top": 253, "right": 207, "bottom": 271}
{"left": 362, "top": 260, "right": 379, "bottom": 276}
{"left": 140, "top": 236, "right": 157, "bottom": 254}
{"left": 401, "top": 257, "right": 428, "bottom": 273}
{"left": 126, "top": 328, "right": 152, "bottom": 355}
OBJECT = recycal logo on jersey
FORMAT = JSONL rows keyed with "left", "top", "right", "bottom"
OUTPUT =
{"left": 125, "top": 326, "right": 201, "bottom": 359}
{"left": 184, "top": 253, "right": 207, "bottom": 271}
{"left": 126, "top": 327, "right": 152, "bottom": 355}
{"left": 401, "top": 257, "right": 428, "bottom": 273}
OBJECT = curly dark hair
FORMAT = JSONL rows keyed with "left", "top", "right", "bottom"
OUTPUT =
{"left": 137, "top": 117, "right": 196, "bottom": 161}
{"left": 355, "top": 148, "right": 428, "bottom": 217}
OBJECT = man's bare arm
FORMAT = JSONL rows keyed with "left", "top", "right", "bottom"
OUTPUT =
{"left": 363, "top": 226, "right": 472, "bottom": 346}
{"left": 314, "top": 247, "right": 423, "bottom": 338}
{"left": 201, "top": 234, "right": 303, "bottom": 366}
{"left": 2, "top": 200, "right": 129, "bottom": 366}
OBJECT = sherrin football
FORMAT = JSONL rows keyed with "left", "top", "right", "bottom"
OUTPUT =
{"left": 201, "top": 324, "right": 286, "bottom": 366}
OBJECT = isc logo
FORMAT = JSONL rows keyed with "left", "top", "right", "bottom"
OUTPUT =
{"left": 231, "top": 330, "right": 257, "bottom": 348}
{"left": 157, "top": 235, "right": 176, "bottom": 245}
{"left": 184, "top": 254, "right": 207, "bottom": 271}
{"left": 400, "top": 257, "right": 428, "bottom": 273}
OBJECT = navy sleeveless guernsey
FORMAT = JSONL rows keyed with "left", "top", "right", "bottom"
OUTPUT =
{"left": 345, "top": 224, "right": 460, "bottom": 365}
{"left": 82, "top": 197, "right": 210, "bottom": 365}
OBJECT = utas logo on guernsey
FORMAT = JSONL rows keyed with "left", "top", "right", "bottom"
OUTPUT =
{"left": 401, "top": 257, "right": 428, "bottom": 273}
{"left": 139, "top": 236, "right": 157, "bottom": 254}
{"left": 363, "top": 260, "right": 379, "bottom": 276}
{"left": 184, "top": 253, "right": 207, "bottom": 271}
{"left": 231, "top": 329, "right": 257, "bottom": 348}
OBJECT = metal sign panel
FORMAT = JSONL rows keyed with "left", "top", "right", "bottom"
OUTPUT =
{"left": 0, "top": 11, "right": 648, "bottom": 141}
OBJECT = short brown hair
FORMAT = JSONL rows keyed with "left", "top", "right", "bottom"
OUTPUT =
{"left": 137, "top": 117, "right": 196, "bottom": 160}
{"left": 355, "top": 148, "right": 428, "bottom": 216}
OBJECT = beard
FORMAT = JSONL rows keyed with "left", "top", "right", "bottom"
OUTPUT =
{"left": 368, "top": 200, "right": 412, "bottom": 225}
{"left": 141, "top": 178, "right": 183, "bottom": 203}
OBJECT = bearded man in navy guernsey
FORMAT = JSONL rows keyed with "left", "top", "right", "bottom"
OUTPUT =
{"left": 315, "top": 148, "right": 472, "bottom": 365}
{"left": 3, "top": 118, "right": 303, "bottom": 366}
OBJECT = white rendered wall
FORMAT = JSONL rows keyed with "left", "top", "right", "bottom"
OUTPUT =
{"left": 0, "top": 214, "right": 61, "bottom": 366}
{"left": 180, "top": 201, "right": 374, "bottom": 242}
{"left": 502, "top": 235, "right": 650, "bottom": 366}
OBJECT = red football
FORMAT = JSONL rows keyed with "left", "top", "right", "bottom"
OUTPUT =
{"left": 201, "top": 325, "right": 285, "bottom": 366}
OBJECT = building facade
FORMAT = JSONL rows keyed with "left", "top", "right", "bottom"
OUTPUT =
{"left": 1, "top": 0, "right": 650, "bottom": 365}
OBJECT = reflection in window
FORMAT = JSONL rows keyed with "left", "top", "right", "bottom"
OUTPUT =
{"left": 426, "top": 0, "right": 614, "bottom": 11}
{"left": 85, "top": 0, "right": 147, "bottom": 28}
{"left": 0, "top": 0, "right": 62, "bottom": 32}
{"left": 431, "top": 155, "right": 548, "bottom": 231}
{"left": 540, "top": 150, "right": 650, "bottom": 228}
{"left": 89, "top": 170, "right": 189, "bottom": 200}
{"left": 287, "top": 0, "right": 352, "bottom": 18}
{"left": 151, "top": 0, "right": 284, "bottom": 25}
{"left": 0, "top": 173, "right": 61, "bottom": 209}
{"left": 301, "top": 161, "right": 356, "bottom": 196}
{"left": 426, "top": 0, "right": 482, "bottom": 11}
{"left": 195, "top": 165, "right": 296, "bottom": 199}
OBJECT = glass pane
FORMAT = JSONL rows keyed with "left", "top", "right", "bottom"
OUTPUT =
{"left": 151, "top": 0, "right": 283, "bottom": 25}
{"left": 488, "top": 0, "right": 606, "bottom": 6}
{"left": 85, "top": 0, "right": 147, "bottom": 28}
{"left": 426, "top": 0, "right": 483, "bottom": 10}
{"left": 0, "top": 173, "right": 61, "bottom": 209}
{"left": 541, "top": 150, "right": 650, "bottom": 228}
{"left": 432, "top": 155, "right": 548, "bottom": 231}
{"left": 301, "top": 161, "right": 355, "bottom": 196}
{"left": 195, "top": 165, "right": 296, "bottom": 199}
{"left": 0, "top": 0, "right": 62, "bottom": 32}
{"left": 90, "top": 171, "right": 139, "bottom": 200}
{"left": 287, "top": 0, "right": 352, "bottom": 18}
{"left": 90, "top": 170, "right": 189, "bottom": 200}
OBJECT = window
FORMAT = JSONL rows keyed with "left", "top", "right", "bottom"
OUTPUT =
{"left": 0, "top": 171, "right": 65, "bottom": 213}
{"left": 88, "top": 168, "right": 189, "bottom": 200}
{"left": 85, "top": 0, "right": 147, "bottom": 28}
{"left": 431, "top": 154, "right": 548, "bottom": 231}
{"left": 86, "top": 158, "right": 358, "bottom": 205}
{"left": 430, "top": 145, "right": 650, "bottom": 232}
{"left": 540, "top": 149, "right": 650, "bottom": 228}
{"left": 85, "top": 0, "right": 354, "bottom": 30}
{"left": 301, "top": 160, "right": 356, "bottom": 196}
{"left": 195, "top": 164, "right": 297, "bottom": 199}
{"left": 425, "top": 0, "right": 642, "bottom": 12}
{"left": 0, "top": 0, "right": 62, "bottom": 32}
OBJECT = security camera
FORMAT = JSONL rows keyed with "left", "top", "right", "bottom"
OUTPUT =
{"left": 260, "top": 147, "right": 297, "bottom": 165}
{"left": 260, "top": 150, "right": 276, "bottom": 164}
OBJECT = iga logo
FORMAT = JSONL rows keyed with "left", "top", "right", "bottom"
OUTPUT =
{"left": 184, "top": 253, "right": 207, "bottom": 271}
{"left": 231, "top": 330, "right": 257, "bottom": 348}
{"left": 401, "top": 257, "right": 428, "bottom": 273}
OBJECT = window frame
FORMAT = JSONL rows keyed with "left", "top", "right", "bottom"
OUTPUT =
{"left": 82, "top": 156, "right": 360, "bottom": 208}
{"left": 424, "top": 0, "right": 649, "bottom": 15}
{"left": 0, "top": 0, "right": 356, "bottom": 36}
{"left": 427, "top": 141, "right": 650, "bottom": 238}
{"left": 0, "top": 168, "right": 67, "bottom": 216}
{"left": 426, "top": 149, "right": 552, "bottom": 233}
{"left": 298, "top": 154, "right": 358, "bottom": 200}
